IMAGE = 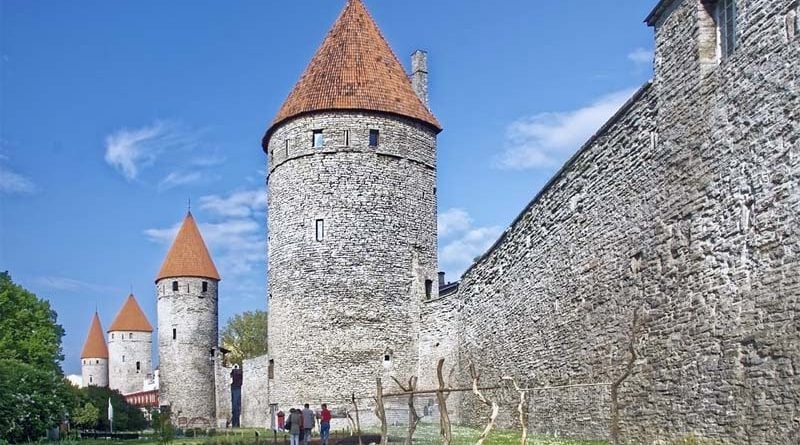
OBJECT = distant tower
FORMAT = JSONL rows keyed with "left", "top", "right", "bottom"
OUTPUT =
{"left": 263, "top": 0, "right": 442, "bottom": 407}
{"left": 107, "top": 294, "right": 153, "bottom": 394}
{"left": 81, "top": 312, "right": 109, "bottom": 388}
{"left": 156, "top": 212, "right": 221, "bottom": 422}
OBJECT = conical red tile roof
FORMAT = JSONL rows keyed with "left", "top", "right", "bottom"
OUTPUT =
{"left": 155, "top": 212, "right": 220, "bottom": 282}
{"left": 264, "top": 0, "right": 441, "bottom": 143}
{"left": 108, "top": 294, "right": 153, "bottom": 333}
{"left": 81, "top": 312, "right": 109, "bottom": 359}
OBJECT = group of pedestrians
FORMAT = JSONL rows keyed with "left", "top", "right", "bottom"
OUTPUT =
{"left": 285, "top": 403, "right": 331, "bottom": 445}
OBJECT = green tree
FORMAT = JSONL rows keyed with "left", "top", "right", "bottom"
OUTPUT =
{"left": 220, "top": 310, "right": 268, "bottom": 365}
{"left": 0, "top": 359, "right": 74, "bottom": 443}
{"left": 72, "top": 402, "right": 99, "bottom": 429}
{"left": 76, "top": 386, "right": 147, "bottom": 431}
{"left": 0, "top": 271, "right": 65, "bottom": 374}
{"left": 0, "top": 272, "right": 75, "bottom": 443}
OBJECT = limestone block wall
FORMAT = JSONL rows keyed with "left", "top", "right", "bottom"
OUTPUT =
{"left": 417, "top": 292, "right": 463, "bottom": 420}
{"left": 215, "top": 361, "right": 233, "bottom": 427}
{"left": 445, "top": 0, "right": 800, "bottom": 443}
{"left": 157, "top": 277, "right": 219, "bottom": 424}
{"left": 266, "top": 112, "right": 439, "bottom": 410}
{"left": 241, "top": 354, "right": 270, "bottom": 428}
{"left": 81, "top": 357, "right": 108, "bottom": 387}
{"left": 108, "top": 331, "right": 152, "bottom": 395}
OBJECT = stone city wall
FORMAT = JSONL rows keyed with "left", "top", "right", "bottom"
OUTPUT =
{"left": 107, "top": 331, "right": 152, "bottom": 395}
{"left": 443, "top": 0, "right": 799, "bottom": 443}
{"left": 241, "top": 354, "right": 271, "bottom": 428}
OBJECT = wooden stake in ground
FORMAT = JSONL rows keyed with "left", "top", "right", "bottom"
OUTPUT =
{"left": 391, "top": 375, "right": 421, "bottom": 445}
{"left": 610, "top": 308, "right": 639, "bottom": 445}
{"left": 436, "top": 358, "right": 453, "bottom": 445}
{"left": 502, "top": 376, "right": 529, "bottom": 445}
{"left": 469, "top": 361, "right": 499, "bottom": 445}
{"left": 351, "top": 392, "right": 364, "bottom": 445}
{"left": 373, "top": 378, "right": 388, "bottom": 445}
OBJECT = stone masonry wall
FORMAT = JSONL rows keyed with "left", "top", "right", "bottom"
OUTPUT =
{"left": 445, "top": 0, "right": 800, "bottom": 443}
{"left": 240, "top": 354, "right": 270, "bottom": 428}
{"left": 266, "top": 111, "right": 439, "bottom": 412}
{"left": 215, "top": 361, "right": 233, "bottom": 428}
{"left": 157, "top": 277, "right": 219, "bottom": 425}
{"left": 108, "top": 331, "right": 152, "bottom": 395}
{"left": 81, "top": 357, "right": 108, "bottom": 388}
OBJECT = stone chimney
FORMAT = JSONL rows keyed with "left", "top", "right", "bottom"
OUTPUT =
{"left": 411, "top": 50, "right": 429, "bottom": 108}
{"left": 438, "top": 271, "right": 445, "bottom": 287}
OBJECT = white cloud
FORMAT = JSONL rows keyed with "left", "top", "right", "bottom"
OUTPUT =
{"left": 33, "top": 276, "right": 121, "bottom": 294}
{"left": 438, "top": 208, "right": 471, "bottom": 238}
{"left": 0, "top": 165, "right": 36, "bottom": 194}
{"left": 199, "top": 189, "right": 267, "bottom": 218}
{"left": 497, "top": 88, "right": 638, "bottom": 170}
{"left": 66, "top": 374, "right": 83, "bottom": 387}
{"left": 158, "top": 171, "right": 205, "bottom": 191}
{"left": 627, "top": 47, "right": 654, "bottom": 66}
{"left": 103, "top": 121, "right": 204, "bottom": 181}
{"left": 438, "top": 208, "right": 503, "bottom": 280}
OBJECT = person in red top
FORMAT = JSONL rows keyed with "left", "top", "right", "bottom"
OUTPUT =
{"left": 319, "top": 403, "right": 332, "bottom": 445}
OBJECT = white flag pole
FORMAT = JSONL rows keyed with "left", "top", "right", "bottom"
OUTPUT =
{"left": 108, "top": 398, "right": 114, "bottom": 433}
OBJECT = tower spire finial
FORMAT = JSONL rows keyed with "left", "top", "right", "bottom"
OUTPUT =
{"left": 188, "top": 197, "right": 191, "bottom": 213}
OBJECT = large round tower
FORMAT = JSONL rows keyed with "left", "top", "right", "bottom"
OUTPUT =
{"left": 264, "top": 0, "right": 441, "bottom": 407}
{"left": 107, "top": 294, "right": 153, "bottom": 394}
{"left": 156, "top": 212, "right": 220, "bottom": 423}
{"left": 81, "top": 312, "right": 109, "bottom": 388}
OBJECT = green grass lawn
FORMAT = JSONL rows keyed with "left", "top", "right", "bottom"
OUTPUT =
{"left": 40, "top": 424, "right": 606, "bottom": 445}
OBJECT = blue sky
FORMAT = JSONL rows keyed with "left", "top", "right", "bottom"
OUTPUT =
{"left": 0, "top": 0, "right": 655, "bottom": 376}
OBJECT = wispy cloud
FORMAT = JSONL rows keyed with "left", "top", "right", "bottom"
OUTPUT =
{"left": 33, "top": 276, "right": 122, "bottom": 294}
{"left": 145, "top": 188, "right": 267, "bottom": 299}
{"left": 199, "top": 189, "right": 267, "bottom": 218}
{"left": 103, "top": 121, "right": 219, "bottom": 187}
{"left": 627, "top": 47, "right": 654, "bottom": 66}
{"left": 438, "top": 208, "right": 503, "bottom": 280}
{"left": 496, "top": 88, "right": 638, "bottom": 170}
{"left": 0, "top": 165, "right": 36, "bottom": 194}
{"left": 158, "top": 171, "right": 205, "bottom": 191}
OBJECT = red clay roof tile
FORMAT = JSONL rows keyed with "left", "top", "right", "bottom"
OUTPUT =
{"left": 155, "top": 212, "right": 220, "bottom": 282}
{"left": 265, "top": 0, "right": 441, "bottom": 142}
{"left": 108, "top": 294, "right": 153, "bottom": 332}
{"left": 81, "top": 312, "right": 109, "bottom": 359}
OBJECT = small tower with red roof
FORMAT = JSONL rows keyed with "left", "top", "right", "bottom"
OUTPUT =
{"left": 81, "top": 312, "right": 109, "bottom": 387}
{"left": 155, "top": 211, "right": 221, "bottom": 423}
{"left": 107, "top": 293, "right": 153, "bottom": 394}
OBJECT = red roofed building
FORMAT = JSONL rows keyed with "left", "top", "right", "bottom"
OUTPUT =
{"left": 80, "top": 312, "right": 109, "bottom": 387}
{"left": 108, "top": 294, "right": 153, "bottom": 395}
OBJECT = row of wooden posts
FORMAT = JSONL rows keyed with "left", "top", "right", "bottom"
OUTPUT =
{"left": 345, "top": 358, "right": 624, "bottom": 445}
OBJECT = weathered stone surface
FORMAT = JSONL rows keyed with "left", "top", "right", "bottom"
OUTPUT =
{"left": 266, "top": 111, "right": 439, "bottom": 411}
{"left": 241, "top": 354, "right": 271, "bottom": 428}
{"left": 157, "top": 276, "right": 219, "bottom": 424}
{"left": 108, "top": 331, "right": 152, "bottom": 395}
{"left": 81, "top": 357, "right": 109, "bottom": 388}
{"left": 431, "top": 1, "right": 800, "bottom": 444}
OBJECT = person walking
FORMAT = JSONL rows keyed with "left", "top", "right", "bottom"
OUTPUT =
{"left": 288, "top": 408, "right": 301, "bottom": 445}
{"left": 302, "top": 403, "right": 315, "bottom": 445}
{"left": 319, "top": 403, "right": 331, "bottom": 445}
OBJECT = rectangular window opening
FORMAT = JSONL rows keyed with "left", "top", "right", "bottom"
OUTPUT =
{"left": 312, "top": 130, "right": 324, "bottom": 148}
{"left": 716, "top": 0, "right": 737, "bottom": 60}
{"left": 202, "top": 281, "right": 208, "bottom": 292}
{"left": 136, "top": 361, "right": 141, "bottom": 372}
{"left": 316, "top": 219, "right": 325, "bottom": 241}
{"left": 172, "top": 281, "right": 178, "bottom": 291}
{"left": 122, "top": 355, "right": 125, "bottom": 362}
{"left": 343, "top": 130, "right": 350, "bottom": 147}
{"left": 425, "top": 279, "right": 433, "bottom": 300}
{"left": 172, "top": 328, "right": 177, "bottom": 340}
{"left": 129, "top": 333, "right": 133, "bottom": 339}
{"left": 369, "top": 129, "right": 379, "bottom": 147}
{"left": 268, "top": 359, "right": 275, "bottom": 379}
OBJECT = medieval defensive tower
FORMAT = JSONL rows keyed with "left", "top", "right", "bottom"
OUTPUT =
{"left": 264, "top": 0, "right": 442, "bottom": 407}
{"left": 107, "top": 294, "right": 153, "bottom": 394}
{"left": 81, "top": 312, "right": 109, "bottom": 388}
{"left": 156, "top": 212, "right": 220, "bottom": 422}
